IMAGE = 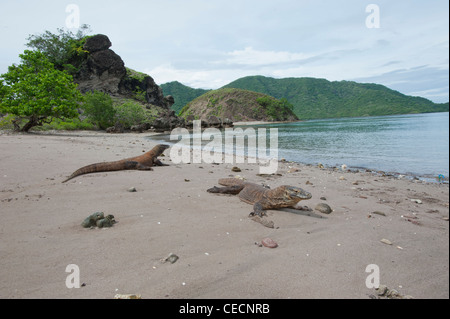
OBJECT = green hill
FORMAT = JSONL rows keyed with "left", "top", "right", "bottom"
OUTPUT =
{"left": 179, "top": 88, "right": 298, "bottom": 122}
{"left": 222, "top": 76, "right": 449, "bottom": 120}
{"left": 161, "top": 81, "right": 210, "bottom": 114}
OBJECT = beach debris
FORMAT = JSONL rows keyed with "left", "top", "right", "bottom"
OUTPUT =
{"left": 127, "top": 187, "right": 137, "bottom": 192}
{"left": 320, "top": 197, "right": 327, "bottom": 201}
{"left": 161, "top": 253, "right": 179, "bottom": 264}
{"left": 373, "top": 285, "right": 414, "bottom": 299}
{"left": 261, "top": 237, "right": 278, "bottom": 248}
{"left": 96, "top": 215, "right": 116, "bottom": 228}
{"left": 401, "top": 214, "right": 422, "bottom": 225}
{"left": 339, "top": 176, "right": 346, "bottom": 181}
{"left": 315, "top": 203, "right": 332, "bottom": 214}
{"left": 306, "top": 180, "right": 313, "bottom": 185}
{"left": 81, "top": 212, "right": 105, "bottom": 228}
{"left": 288, "top": 167, "right": 299, "bottom": 173}
{"left": 317, "top": 163, "right": 324, "bottom": 169}
{"left": 81, "top": 212, "right": 117, "bottom": 228}
{"left": 372, "top": 211, "right": 386, "bottom": 217}
{"left": 81, "top": 212, "right": 116, "bottom": 228}
{"left": 231, "top": 166, "right": 241, "bottom": 172}
{"left": 184, "top": 179, "right": 190, "bottom": 182}
{"left": 114, "top": 294, "right": 142, "bottom": 299}
{"left": 410, "top": 198, "right": 422, "bottom": 204}
{"left": 380, "top": 238, "right": 393, "bottom": 245}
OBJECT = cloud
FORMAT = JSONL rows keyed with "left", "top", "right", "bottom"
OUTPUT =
{"left": 353, "top": 65, "right": 449, "bottom": 102}
{"left": 144, "top": 64, "right": 237, "bottom": 89}
{"left": 220, "top": 47, "right": 313, "bottom": 67}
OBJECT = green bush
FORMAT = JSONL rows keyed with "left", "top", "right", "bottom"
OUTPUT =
{"left": 41, "top": 117, "right": 95, "bottom": 131}
{"left": 113, "top": 101, "right": 147, "bottom": 128}
{"left": 82, "top": 91, "right": 116, "bottom": 129}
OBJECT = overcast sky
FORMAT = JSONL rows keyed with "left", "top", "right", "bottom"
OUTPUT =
{"left": 0, "top": 0, "right": 448, "bottom": 102}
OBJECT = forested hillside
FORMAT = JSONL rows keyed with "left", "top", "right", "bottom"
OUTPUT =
{"left": 222, "top": 76, "right": 449, "bottom": 119}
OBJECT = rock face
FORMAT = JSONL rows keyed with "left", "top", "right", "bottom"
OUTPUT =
{"left": 150, "top": 110, "right": 185, "bottom": 132}
{"left": 74, "top": 34, "right": 170, "bottom": 109}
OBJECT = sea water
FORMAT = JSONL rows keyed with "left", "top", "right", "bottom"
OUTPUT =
{"left": 149, "top": 112, "right": 449, "bottom": 179}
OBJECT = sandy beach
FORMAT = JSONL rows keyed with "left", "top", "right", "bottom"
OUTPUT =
{"left": 0, "top": 130, "right": 448, "bottom": 299}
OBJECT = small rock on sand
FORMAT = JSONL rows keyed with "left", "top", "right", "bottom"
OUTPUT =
{"left": 261, "top": 238, "right": 278, "bottom": 248}
{"left": 315, "top": 203, "right": 332, "bottom": 214}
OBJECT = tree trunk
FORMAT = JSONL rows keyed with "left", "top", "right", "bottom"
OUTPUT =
{"left": 20, "top": 116, "right": 39, "bottom": 132}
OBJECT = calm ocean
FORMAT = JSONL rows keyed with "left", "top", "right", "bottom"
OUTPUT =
{"left": 149, "top": 112, "right": 449, "bottom": 180}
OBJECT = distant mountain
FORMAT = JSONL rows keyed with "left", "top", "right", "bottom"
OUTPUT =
{"left": 178, "top": 88, "right": 298, "bottom": 122}
{"left": 160, "top": 81, "right": 210, "bottom": 114}
{"left": 222, "top": 76, "right": 449, "bottom": 120}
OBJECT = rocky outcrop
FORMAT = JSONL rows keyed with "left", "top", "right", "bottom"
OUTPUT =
{"left": 73, "top": 34, "right": 224, "bottom": 133}
{"left": 149, "top": 110, "right": 186, "bottom": 132}
{"left": 74, "top": 34, "right": 171, "bottom": 109}
{"left": 75, "top": 35, "right": 126, "bottom": 95}
{"left": 184, "top": 115, "right": 233, "bottom": 129}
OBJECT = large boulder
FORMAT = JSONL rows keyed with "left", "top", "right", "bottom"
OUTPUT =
{"left": 75, "top": 35, "right": 126, "bottom": 95}
{"left": 83, "top": 34, "right": 112, "bottom": 52}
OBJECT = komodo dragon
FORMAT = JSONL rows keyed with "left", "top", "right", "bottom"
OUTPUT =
{"left": 207, "top": 178, "right": 313, "bottom": 228}
{"left": 62, "top": 144, "right": 170, "bottom": 183}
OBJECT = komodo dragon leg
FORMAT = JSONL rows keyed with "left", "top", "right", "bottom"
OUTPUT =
{"left": 249, "top": 200, "right": 272, "bottom": 217}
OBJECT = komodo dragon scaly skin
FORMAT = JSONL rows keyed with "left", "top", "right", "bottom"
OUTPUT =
{"left": 207, "top": 178, "right": 313, "bottom": 227}
{"left": 62, "top": 144, "right": 170, "bottom": 183}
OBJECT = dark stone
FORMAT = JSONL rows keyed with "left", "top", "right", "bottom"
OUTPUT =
{"left": 83, "top": 34, "right": 112, "bottom": 52}
{"left": 150, "top": 110, "right": 185, "bottom": 132}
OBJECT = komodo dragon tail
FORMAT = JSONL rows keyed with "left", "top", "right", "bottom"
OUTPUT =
{"left": 62, "top": 161, "right": 142, "bottom": 183}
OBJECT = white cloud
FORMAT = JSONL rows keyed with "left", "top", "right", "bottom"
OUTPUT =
{"left": 220, "top": 47, "right": 313, "bottom": 67}
{"left": 145, "top": 64, "right": 236, "bottom": 89}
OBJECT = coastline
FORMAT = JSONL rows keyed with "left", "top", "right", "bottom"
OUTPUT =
{"left": 0, "top": 130, "right": 448, "bottom": 299}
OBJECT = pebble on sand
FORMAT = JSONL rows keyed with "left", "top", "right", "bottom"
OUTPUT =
{"left": 261, "top": 238, "right": 278, "bottom": 248}
{"left": 315, "top": 203, "right": 332, "bottom": 214}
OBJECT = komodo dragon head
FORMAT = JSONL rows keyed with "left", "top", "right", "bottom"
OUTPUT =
{"left": 282, "top": 186, "right": 312, "bottom": 201}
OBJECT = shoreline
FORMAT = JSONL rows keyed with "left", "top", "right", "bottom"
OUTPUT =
{"left": 0, "top": 130, "right": 448, "bottom": 299}
{"left": 5, "top": 129, "right": 445, "bottom": 183}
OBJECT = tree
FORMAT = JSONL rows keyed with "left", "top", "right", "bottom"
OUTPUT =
{"left": 26, "top": 24, "right": 91, "bottom": 74}
{"left": 0, "top": 50, "right": 84, "bottom": 132}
